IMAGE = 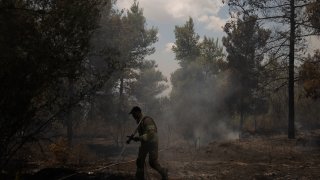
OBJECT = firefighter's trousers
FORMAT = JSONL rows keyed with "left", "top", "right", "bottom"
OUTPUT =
{"left": 135, "top": 142, "right": 167, "bottom": 180}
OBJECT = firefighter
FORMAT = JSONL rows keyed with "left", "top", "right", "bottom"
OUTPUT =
{"left": 128, "top": 106, "right": 168, "bottom": 180}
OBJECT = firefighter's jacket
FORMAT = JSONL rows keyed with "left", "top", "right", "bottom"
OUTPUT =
{"left": 137, "top": 116, "right": 158, "bottom": 143}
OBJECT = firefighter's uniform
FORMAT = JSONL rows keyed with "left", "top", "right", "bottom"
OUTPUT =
{"left": 136, "top": 116, "right": 168, "bottom": 180}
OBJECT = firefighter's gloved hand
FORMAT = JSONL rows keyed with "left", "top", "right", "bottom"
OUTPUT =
{"left": 126, "top": 135, "right": 134, "bottom": 144}
{"left": 133, "top": 137, "right": 140, "bottom": 142}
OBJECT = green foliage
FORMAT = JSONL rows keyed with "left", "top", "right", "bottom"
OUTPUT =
{"left": 117, "top": 0, "right": 158, "bottom": 71}
{"left": 0, "top": 0, "right": 110, "bottom": 169}
{"left": 132, "top": 60, "right": 168, "bottom": 116}
{"left": 225, "top": 0, "right": 319, "bottom": 57}
{"left": 111, "top": 1, "right": 160, "bottom": 118}
{"left": 0, "top": 0, "right": 166, "bottom": 169}
{"left": 110, "top": 0, "right": 158, "bottom": 93}
{"left": 224, "top": 0, "right": 320, "bottom": 138}
{"left": 172, "top": 17, "right": 200, "bottom": 67}
{"left": 133, "top": 60, "right": 168, "bottom": 100}
{"left": 84, "top": 1, "right": 163, "bottom": 147}
{"left": 299, "top": 50, "right": 320, "bottom": 99}
{"left": 307, "top": 1, "right": 320, "bottom": 33}
{"left": 222, "top": 15, "right": 270, "bottom": 117}
{"left": 200, "top": 37, "right": 226, "bottom": 75}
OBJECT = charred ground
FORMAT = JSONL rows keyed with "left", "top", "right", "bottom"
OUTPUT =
{"left": 5, "top": 129, "right": 319, "bottom": 180}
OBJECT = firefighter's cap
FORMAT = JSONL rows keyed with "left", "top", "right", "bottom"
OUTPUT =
{"left": 129, "top": 106, "right": 141, "bottom": 114}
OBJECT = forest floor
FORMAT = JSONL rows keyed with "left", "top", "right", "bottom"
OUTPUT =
{"left": 16, "top": 129, "right": 320, "bottom": 180}
{"left": 101, "top": 130, "right": 320, "bottom": 180}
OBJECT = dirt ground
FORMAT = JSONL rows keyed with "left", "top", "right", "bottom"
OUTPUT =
{"left": 103, "top": 131, "right": 320, "bottom": 180}
{"left": 164, "top": 138, "right": 320, "bottom": 179}
{"left": 19, "top": 130, "right": 320, "bottom": 180}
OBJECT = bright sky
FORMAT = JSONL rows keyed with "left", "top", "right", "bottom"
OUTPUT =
{"left": 116, "top": 0, "right": 230, "bottom": 94}
{"left": 116, "top": 0, "right": 320, "bottom": 97}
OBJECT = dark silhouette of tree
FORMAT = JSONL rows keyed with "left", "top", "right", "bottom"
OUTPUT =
{"left": 222, "top": 15, "right": 270, "bottom": 135}
{"left": 300, "top": 50, "right": 320, "bottom": 99}
{"left": 0, "top": 0, "right": 111, "bottom": 169}
{"left": 172, "top": 17, "right": 200, "bottom": 68}
{"left": 225, "top": 0, "right": 320, "bottom": 138}
{"left": 132, "top": 60, "right": 168, "bottom": 116}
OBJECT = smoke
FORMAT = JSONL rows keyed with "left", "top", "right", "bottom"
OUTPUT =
{"left": 214, "top": 121, "right": 239, "bottom": 140}
{"left": 155, "top": 63, "right": 240, "bottom": 145}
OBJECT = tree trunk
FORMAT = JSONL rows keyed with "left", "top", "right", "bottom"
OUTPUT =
{"left": 67, "top": 78, "right": 74, "bottom": 146}
{"left": 119, "top": 77, "right": 124, "bottom": 115}
{"left": 240, "top": 109, "right": 244, "bottom": 137}
{"left": 67, "top": 114, "right": 73, "bottom": 146}
{"left": 288, "top": 0, "right": 295, "bottom": 139}
{"left": 116, "top": 77, "right": 125, "bottom": 147}
{"left": 254, "top": 115, "right": 257, "bottom": 131}
{"left": 239, "top": 96, "right": 244, "bottom": 138}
